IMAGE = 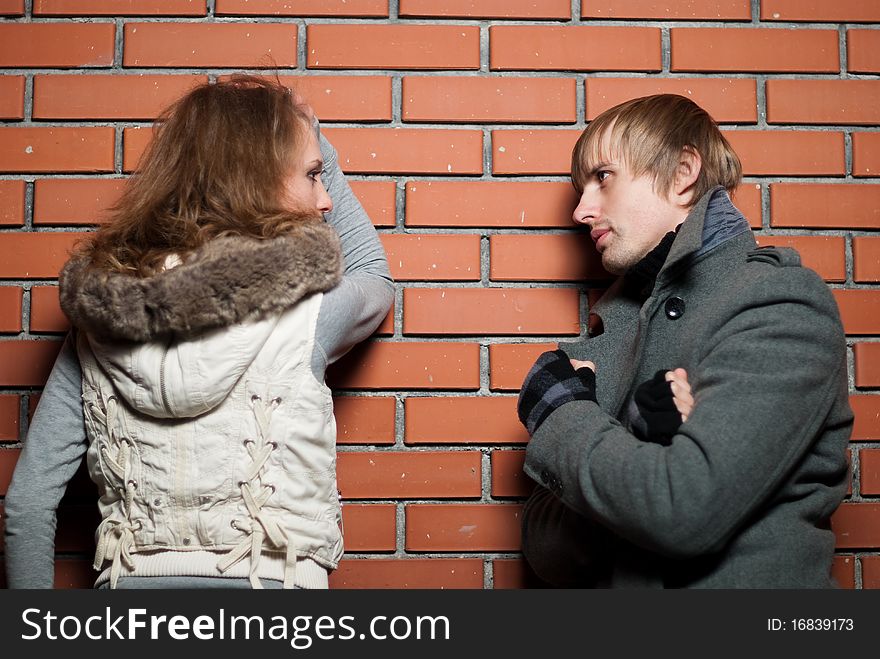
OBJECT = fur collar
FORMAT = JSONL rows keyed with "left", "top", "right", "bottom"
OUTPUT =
{"left": 59, "top": 222, "right": 343, "bottom": 342}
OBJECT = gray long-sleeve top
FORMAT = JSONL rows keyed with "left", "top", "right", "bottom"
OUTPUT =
{"left": 4, "top": 130, "right": 393, "bottom": 588}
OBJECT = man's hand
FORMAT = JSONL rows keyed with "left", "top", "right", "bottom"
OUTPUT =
{"left": 666, "top": 367, "right": 693, "bottom": 421}
{"left": 518, "top": 350, "right": 597, "bottom": 436}
{"left": 630, "top": 368, "right": 694, "bottom": 444}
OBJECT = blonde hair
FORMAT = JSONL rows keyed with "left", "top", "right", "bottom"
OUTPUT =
{"left": 79, "top": 75, "right": 320, "bottom": 276}
{"left": 571, "top": 94, "right": 742, "bottom": 205}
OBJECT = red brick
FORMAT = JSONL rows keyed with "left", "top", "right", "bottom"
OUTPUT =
{"left": 348, "top": 181, "right": 395, "bottom": 227}
{"left": 851, "top": 395, "right": 880, "bottom": 442}
{"left": 491, "top": 449, "right": 531, "bottom": 498}
{"left": 853, "top": 133, "right": 880, "bottom": 178}
{"left": 493, "top": 558, "right": 549, "bottom": 589}
{"left": 0, "top": 180, "right": 25, "bottom": 227}
{"left": 855, "top": 343, "right": 880, "bottom": 389}
{"left": 283, "top": 76, "right": 392, "bottom": 122}
{"left": 0, "top": 395, "right": 19, "bottom": 441}
{"left": 337, "top": 451, "right": 481, "bottom": 499}
{"left": 0, "top": 127, "right": 115, "bottom": 174}
{"left": 30, "top": 286, "right": 68, "bottom": 333}
{"left": 403, "top": 288, "right": 580, "bottom": 336}
{"left": 403, "top": 77, "right": 576, "bottom": 124}
{"left": 490, "top": 234, "right": 607, "bottom": 282}
{"left": 0, "top": 287, "right": 22, "bottom": 333}
{"left": 123, "top": 127, "right": 152, "bottom": 172}
{"left": 330, "top": 558, "right": 483, "bottom": 589}
{"left": 322, "top": 127, "right": 483, "bottom": 175}
{"left": 405, "top": 397, "right": 528, "bottom": 445}
{"left": 754, "top": 235, "right": 845, "bottom": 283}
{"left": 767, "top": 80, "right": 880, "bottom": 126}
{"left": 671, "top": 28, "right": 838, "bottom": 73}
{"left": 489, "top": 342, "right": 557, "bottom": 391}
{"left": 770, "top": 184, "right": 880, "bottom": 229}
{"left": 0, "top": 23, "right": 115, "bottom": 68}
{"left": 381, "top": 234, "right": 480, "bottom": 281}
{"left": 406, "top": 180, "right": 577, "bottom": 228}
{"left": 307, "top": 25, "right": 479, "bottom": 70}
{"left": 216, "top": 0, "right": 387, "bottom": 16}
{"left": 0, "top": 232, "right": 84, "bottom": 278}
{"left": 406, "top": 503, "right": 521, "bottom": 551}
{"left": 334, "top": 396, "right": 395, "bottom": 445}
{"left": 854, "top": 238, "right": 880, "bottom": 283}
{"left": 0, "top": 448, "right": 19, "bottom": 494}
{"left": 724, "top": 131, "right": 845, "bottom": 176}
{"left": 761, "top": 0, "right": 880, "bottom": 22}
{"left": 585, "top": 77, "right": 756, "bottom": 123}
{"left": 0, "top": 76, "right": 24, "bottom": 120}
{"left": 733, "top": 183, "right": 762, "bottom": 228}
{"left": 490, "top": 26, "right": 661, "bottom": 72}
{"left": 0, "top": 0, "right": 23, "bottom": 15}
{"left": 34, "top": 0, "right": 207, "bottom": 14}
{"left": 0, "top": 341, "right": 63, "bottom": 387}
{"left": 34, "top": 178, "right": 125, "bottom": 226}
{"left": 328, "top": 342, "right": 480, "bottom": 390}
{"left": 342, "top": 504, "right": 396, "bottom": 551}
{"left": 832, "top": 555, "right": 855, "bottom": 589}
{"left": 863, "top": 556, "right": 880, "bottom": 589}
{"left": 124, "top": 23, "right": 297, "bottom": 68}
{"left": 848, "top": 30, "right": 880, "bottom": 74}
{"left": 401, "top": 0, "right": 569, "bottom": 19}
{"left": 833, "top": 503, "right": 880, "bottom": 549}
{"left": 54, "top": 559, "right": 95, "bottom": 589}
{"left": 860, "top": 450, "right": 880, "bottom": 496}
{"left": 34, "top": 75, "right": 207, "bottom": 121}
{"left": 584, "top": 0, "right": 749, "bottom": 19}
{"left": 832, "top": 291, "right": 880, "bottom": 336}
{"left": 492, "top": 129, "right": 581, "bottom": 175}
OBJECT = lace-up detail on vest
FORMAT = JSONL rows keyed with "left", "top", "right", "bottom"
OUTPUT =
{"left": 217, "top": 395, "right": 300, "bottom": 589}
{"left": 90, "top": 395, "right": 142, "bottom": 588}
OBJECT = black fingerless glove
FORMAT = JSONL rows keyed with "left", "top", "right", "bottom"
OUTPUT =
{"left": 633, "top": 369, "right": 682, "bottom": 444}
{"left": 518, "top": 349, "right": 597, "bottom": 436}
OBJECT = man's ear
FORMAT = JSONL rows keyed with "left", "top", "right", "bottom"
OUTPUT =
{"left": 672, "top": 146, "right": 701, "bottom": 206}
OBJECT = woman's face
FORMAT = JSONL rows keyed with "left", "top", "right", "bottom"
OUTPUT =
{"left": 281, "top": 127, "right": 333, "bottom": 214}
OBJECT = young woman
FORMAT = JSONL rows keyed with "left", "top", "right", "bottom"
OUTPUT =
{"left": 4, "top": 77, "right": 393, "bottom": 589}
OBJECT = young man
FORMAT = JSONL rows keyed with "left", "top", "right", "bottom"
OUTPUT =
{"left": 517, "top": 94, "right": 852, "bottom": 588}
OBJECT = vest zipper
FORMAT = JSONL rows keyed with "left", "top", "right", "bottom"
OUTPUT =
{"left": 159, "top": 341, "right": 172, "bottom": 417}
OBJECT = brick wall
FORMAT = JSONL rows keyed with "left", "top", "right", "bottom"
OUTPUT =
{"left": 0, "top": 0, "right": 878, "bottom": 589}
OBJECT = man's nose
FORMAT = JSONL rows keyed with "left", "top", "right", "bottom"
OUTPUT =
{"left": 572, "top": 189, "right": 598, "bottom": 226}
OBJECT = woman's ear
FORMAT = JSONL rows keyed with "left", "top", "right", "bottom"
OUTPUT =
{"left": 672, "top": 146, "right": 702, "bottom": 206}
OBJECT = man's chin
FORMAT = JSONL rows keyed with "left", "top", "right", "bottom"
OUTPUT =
{"left": 600, "top": 254, "right": 627, "bottom": 276}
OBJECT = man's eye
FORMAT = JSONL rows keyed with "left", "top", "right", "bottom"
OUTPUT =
{"left": 597, "top": 170, "right": 610, "bottom": 183}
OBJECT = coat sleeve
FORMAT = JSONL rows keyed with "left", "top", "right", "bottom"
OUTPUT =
{"left": 4, "top": 333, "right": 88, "bottom": 588}
{"left": 523, "top": 268, "right": 849, "bottom": 558}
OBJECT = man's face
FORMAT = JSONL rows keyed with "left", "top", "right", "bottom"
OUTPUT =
{"left": 572, "top": 132, "right": 687, "bottom": 275}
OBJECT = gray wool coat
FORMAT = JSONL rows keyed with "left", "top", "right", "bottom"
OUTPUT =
{"left": 522, "top": 188, "right": 853, "bottom": 588}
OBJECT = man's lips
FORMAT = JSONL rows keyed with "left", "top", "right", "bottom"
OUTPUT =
{"left": 591, "top": 228, "right": 610, "bottom": 250}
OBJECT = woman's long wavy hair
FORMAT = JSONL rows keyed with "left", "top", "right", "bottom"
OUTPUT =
{"left": 80, "top": 76, "right": 320, "bottom": 276}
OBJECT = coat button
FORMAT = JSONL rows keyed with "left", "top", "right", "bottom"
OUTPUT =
{"left": 540, "top": 469, "right": 551, "bottom": 484}
{"left": 664, "top": 296, "right": 685, "bottom": 320}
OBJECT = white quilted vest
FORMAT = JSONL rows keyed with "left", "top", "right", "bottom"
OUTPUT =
{"left": 76, "top": 291, "right": 342, "bottom": 588}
